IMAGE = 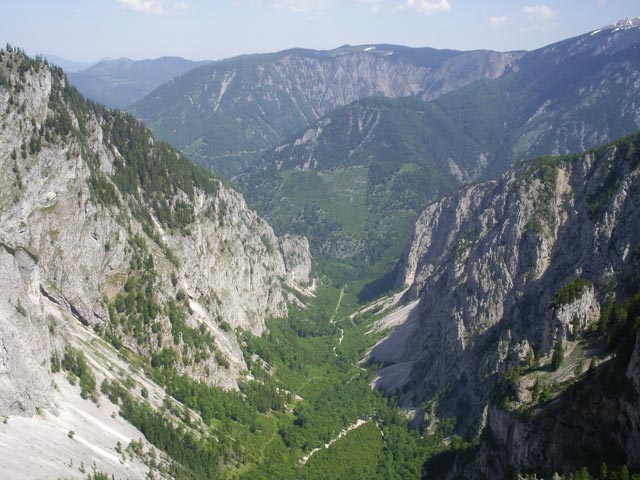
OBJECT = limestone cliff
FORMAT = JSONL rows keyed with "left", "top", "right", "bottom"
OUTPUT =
{"left": 0, "top": 48, "right": 311, "bottom": 419}
{"left": 365, "top": 131, "right": 640, "bottom": 475}
{"left": 371, "top": 132, "right": 640, "bottom": 442}
{"left": 440, "top": 328, "right": 640, "bottom": 478}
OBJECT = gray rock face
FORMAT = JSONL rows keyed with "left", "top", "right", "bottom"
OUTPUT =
{"left": 0, "top": 51, "right": 311, "bottom": 416}
{"left": 0, "top": 248, "right": 60, "bottom": 416}
{"left": 262, "top": 48, "right": 520, "bottom": 108}
{"left": 543, "top": 285, "right": 599, "bottom": 352}
{"left": 385, "top": 132, "right": 640, "bottom": 476}
{"left": 378, "top": 136, "right": 640, "bottom": 430}
{"left": 280, "top": 235, "right": 312, "bottom": 285}
{"left": 454, "top": 331, "right": 640, "bottom": 478}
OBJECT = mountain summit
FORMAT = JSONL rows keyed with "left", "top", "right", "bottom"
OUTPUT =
{"left": 607, "top": 17, "right": 640, "bottom": 29}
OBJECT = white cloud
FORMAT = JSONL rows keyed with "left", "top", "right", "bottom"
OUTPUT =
{"left": 260, "top": 0, "right": 334, "bottom": 12}
{"left": 354, "top": 0, "right": 383, "bottom": 13}
{"left": 115, "top": 0, "right": 190, "bottom": 15}
{"left": 489, "top": 15, "right": 508, "bottom": 27}
{"left": 523, "top": 4, "right": 555, "bottom": 20}
{"left": 173, "top": 1, "right": 189, "bottom": 11}
{"left": 523, "top": 4, "right": 557, "bottom": 30}
{"left": 251, "top": 0, "right": 451, "bottom": 15}
{"left": 117, "top": 0, "right": 165, "bottom": 15}
{"left": 395, "top": 0, "right": 451, "bottom": 15}
{"left": 596, "top": 0, "right": 606, "bottom": 6}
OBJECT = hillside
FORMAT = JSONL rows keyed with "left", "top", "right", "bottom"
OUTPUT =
{"left": 240, "top": 96, "right": 480, "bottom": 286}
{"left": 0, "top": 47, "right": 314, "bottom": 478}
{"left": 130, "top": 45, "right": 520, "bottom": 177}
{"left": 425, "top": 18, "right": 640, "bottom": 177}
{"left": 241, "top": 20, "right": 640, "bottom": 284}
{"left": 369, "top": 131, "right": 640, "bottom": 476}
{"left": 68, "top": 56, "right": 209, "bottom": 109}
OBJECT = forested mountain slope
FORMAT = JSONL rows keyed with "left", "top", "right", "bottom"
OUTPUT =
{"left": 130, "top": 45, "right": 520, "bottom": 176}
{"left": 240, "top": 96, "right": 477, "bottom": 274}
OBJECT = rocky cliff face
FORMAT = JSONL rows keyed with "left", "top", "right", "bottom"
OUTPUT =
{"left": 131, "top": 46, "right": 520, "bottom": 176}
{"left": 370, "top": 133, "right": 640, "bottom": 442}
{"left": 0, "top": 49, "right": 311, "bottom": 418}
{"left": 445, "top": 327, "right": 640, "bottom": 478}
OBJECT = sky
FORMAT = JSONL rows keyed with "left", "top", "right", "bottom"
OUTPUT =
{"left": 1, "top": 0, "right": 638, "bottom": 62}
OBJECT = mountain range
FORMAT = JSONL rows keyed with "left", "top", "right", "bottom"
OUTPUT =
{"left": 67, "top": 56, "right": 210, "bottom": 109}
{"left": 1, "top": 17, "right": 640, "bottom": 480}
{"left": 233, "top": 20, "right": 640, "bottom": 283}
{"left": 41, "top": 53, "right": 95, "bottom": 73}
{"left": 129, "top": 44, "right": 521, "bottom": 177}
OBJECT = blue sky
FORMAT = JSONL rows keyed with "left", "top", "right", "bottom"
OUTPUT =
{"left": 2, "top": 0, "right": 638, "bottom": 62}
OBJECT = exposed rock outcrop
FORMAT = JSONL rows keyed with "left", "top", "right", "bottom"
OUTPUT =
{"left": 543, "top": 284, "right": 599, "bottom": 352}
{"left": 445, "top": 329, "right": 640, "bottom": 478}
{"left": 280, "top": 234, "right": 312, "bottom": 286}
{"left": 374, "top": 133, "right": 640, "bottom": 437}
{"left": 0, "top": 49, "right": 311, "bottom": 417}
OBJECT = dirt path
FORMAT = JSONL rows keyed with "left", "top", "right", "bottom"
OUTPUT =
{"left": 329, "top": 285, "right": 346, "bottom": 357}
{"left": 299, "top": 418, "right": 368, "bottom": 465}
{"left": 331, "top": 287, "right": 345, "bottom": 356}
{"left": 330, "top": 287, "right": 345, "bottom": 324}
{"left": 333, "top": 327, "right": 345, "bottom": 357}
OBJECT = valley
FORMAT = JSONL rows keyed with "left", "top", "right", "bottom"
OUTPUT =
{"left": 1, "top": 12, "right": 640, "bottom": 480}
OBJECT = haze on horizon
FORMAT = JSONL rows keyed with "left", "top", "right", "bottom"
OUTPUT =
{"left": 1, "top": 0, "right": 638, "bottom": 63}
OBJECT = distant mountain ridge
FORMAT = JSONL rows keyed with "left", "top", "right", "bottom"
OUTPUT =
{"left": 68, "top": 56, "right": 210, "bottom": 109}
{"left": 130, "top": 44, "right": 521, "bottom": 177}
{"left": 41, "top": 53, "right": 95, "bottom": 73}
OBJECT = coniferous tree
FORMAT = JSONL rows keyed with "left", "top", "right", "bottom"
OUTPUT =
{"left": 552, "top": 338, "right": 564, "bottom": 370}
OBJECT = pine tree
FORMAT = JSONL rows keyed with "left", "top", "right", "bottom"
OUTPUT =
{"left": 532, "top": 377, "right": 541, "bottom": 402}
{"left": 599, "top": 462, "right": 607, "bottom": 480}
{"left": 552, "top": 338, "right": 564, "bottom": 370}
{"left": 620, "top": 465, "right": 630, "bottom": 480}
